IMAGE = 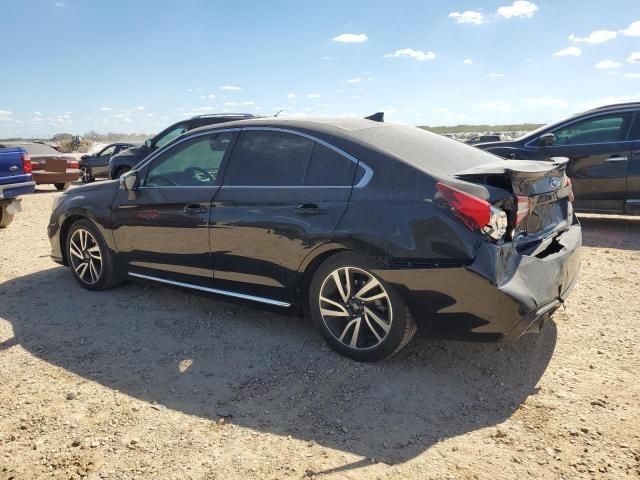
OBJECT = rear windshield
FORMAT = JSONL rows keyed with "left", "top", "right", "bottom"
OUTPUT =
{"left": 350, "top": 124, "right": 499, "bottom": 176}
{"left": 14, "top": 143, "right": 60, "bottom": 155}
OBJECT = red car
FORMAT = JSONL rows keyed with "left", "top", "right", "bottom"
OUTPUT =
{"left": 0, "top": 142, "right": 80, "bottom": 190}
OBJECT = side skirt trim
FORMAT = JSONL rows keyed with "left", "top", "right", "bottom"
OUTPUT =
{"left": 128, "top": 272, "right": 291, "bottom": 308}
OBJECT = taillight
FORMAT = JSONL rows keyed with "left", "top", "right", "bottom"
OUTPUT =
{"left": 563, "top": 176, "right": 574, "bottom": 202}
{"left": 21, "top": 152, "right": 32, "bottom": 174}
{"left": 436, "top": 182, "right": 507, "bottom": 240}
{"left": 515, "top": 195, "right": 530, "bottom": 228}
{"left": 68, "top": 160, "right": 80, "bottom": 169}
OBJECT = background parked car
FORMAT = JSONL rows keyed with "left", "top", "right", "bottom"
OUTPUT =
{"left": 0, "top": 142, "right": 80, "bottom": 190}
{"left": 0, "top": 146, "right": 35, "bottom": 227}
{"left": 475, "top": 102, "right": 640, "bottom": 214}
{"left": 465, "top": 133, "right": 505, "bottom": 145}
{"left": 107, "top": 113, "right": 257, "bottom": 179}
{"left": 79, "top": 142, "right": 137, "bottom": 183}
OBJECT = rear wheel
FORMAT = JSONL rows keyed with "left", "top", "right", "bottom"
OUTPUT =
{"left": 80, "top": 166, "right": 93, "bottom": 183}
{"left": 66, "top": 219, "right": 122, "bottom": 290}
{"left": 54, "top": 182, "right": 70, "bottom": 191}
{"left": 113, "top": 166, "right": 131, "bottom": 178}
{"left": 0, "top": 206, "right": 14, "bottom": 228}
{"left": 309, "top": 252, "right": 416, "bottom": 362}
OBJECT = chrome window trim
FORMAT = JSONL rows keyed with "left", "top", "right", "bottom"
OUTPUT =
{"left": 523, "top": 109, "right": 639, "bottom": 148}
{"left": 234, "top": 126, "right": 373, "bottom": 189}
{"left": 128, "top": 272, "right": 291, "bottom": 307}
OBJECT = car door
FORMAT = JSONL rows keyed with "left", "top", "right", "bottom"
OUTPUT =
{"left": 111, "top": 130, "right": 237, "bottom": 286}
{"left": 93, "top": 145, "right": 117, "bottom": 176}
{"left": 527, "top": 111, "right": 634, "bottom": 212}
{"left": 210, "top": 128, "right": 357, "bottom": 304}
{"left": 626, "top": 112, "right": 640, "bottom": 213}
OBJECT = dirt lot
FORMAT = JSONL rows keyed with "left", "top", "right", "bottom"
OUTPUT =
{"left": 0, "top": 187, "right": 639, "bottom": 479}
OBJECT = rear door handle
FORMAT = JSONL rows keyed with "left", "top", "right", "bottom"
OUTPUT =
{"left": 184, "top": 203, "right": 207, "bottom": 214}
{"left": 295, "top": 203, "right": 326, "bottom": 215}
{"left": 604, "top": 156, "right": 628, "bottom": 163}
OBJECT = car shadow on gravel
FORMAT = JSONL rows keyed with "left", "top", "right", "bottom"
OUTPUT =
{"left": 0, "top": 267, "right": 557, "bottom": 469}
{"left": 579, "top": 215, "right": 640, "bottom": 251}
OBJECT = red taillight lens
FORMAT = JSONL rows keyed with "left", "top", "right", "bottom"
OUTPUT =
{"left": 68, "top": 160, "right": 80, "bottom": 169}
{"left": 436, "top": 182, "right": 491, "bottom": 231}
{"left": 21, "top": 152, "right": 32, "bottom": 174}
{"left": 515, "top": 195, "right": 530, "bottom": 228}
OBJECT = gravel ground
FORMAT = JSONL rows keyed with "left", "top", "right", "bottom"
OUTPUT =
{"left": 0, "top": 187, "right": 639, "bottom": 480}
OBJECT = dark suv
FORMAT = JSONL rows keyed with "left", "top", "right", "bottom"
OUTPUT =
{"left": 475, "top": 102, "right": 640, "bottom": 214}
{"left": 107, "top": 113, "right": 257, "bottom": 179}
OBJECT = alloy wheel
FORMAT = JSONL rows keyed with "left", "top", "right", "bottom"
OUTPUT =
{"left": 69, "top": 228, "right": 103, "bottom": 285}
{"left": 319, "top": 267, "right": 393, "bottom": 350}
{"left": 80, "top": 167, "right": 91, "bottom": 183}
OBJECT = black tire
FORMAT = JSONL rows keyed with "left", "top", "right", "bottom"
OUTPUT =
{"left": 113, "top": 166, "right": 131, "bottom": 178}
{"left": 309, "top": 251, "right": 416, "bottom": 362}
{"left": 0, "top": 206, "right": 14, "bottom": 228}
{"left": 80, "top": 166, "right": 94, "bottom": 183}
{"left": 65, "top": 219, "right": 122, "bottom": 291}
{"left": 54, "top": 182, "right": 70, "bottom": 191}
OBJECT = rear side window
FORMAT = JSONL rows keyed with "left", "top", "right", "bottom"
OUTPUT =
{"left": 304, "top": 142, "right": 355, "bottom": 186}
{"left": 628, "top": 112, "right": 640, "bottom": 141}
{"left": 553, "top": 113, "right": 633, "bottom": 145}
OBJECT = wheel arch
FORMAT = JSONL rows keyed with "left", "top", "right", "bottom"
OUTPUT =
{"left": 59, "top": 214, "right": 88, "bottom": 266}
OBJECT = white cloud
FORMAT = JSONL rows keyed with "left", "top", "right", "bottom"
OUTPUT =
{"left": 223, "top": 101, "right": 255, "bottom": 106}
{"left": 206, "top": 94, "right": 216, "bottom": 99}
{"left": 486, "top": 73, "right": 505, "bottom": 78}
{"left": 0, "top": 110, "right": 12, "bottom": 118}
{"left": 287, "top": 93, "right": 297, "bottom": 99}
{"left": 33, "top": 111, "right": 42, "bottom": 116}
{"left": 99, "top": 106, "right": 112, "bottom": 111}
{"left": 346, "top": 77, "right": 361, "bottom": 83}
{"left": 553, "top": 46, "right": 581, "bottom": 57}
{"left": 595, "top": 60, "right": 622, "bottom": 69}
{"left": 620, "top": 20, "right": 640, "bottom": 37}
{"left": 383, "top": 48, "right": 435, "bottom": 61}
{"left": 523, "top": 97, "right": 569, "bottom": 108}
{"left": 321, "top": 56, "right": 332, "bottom": 61}
{"left": 307, "top": 93, "right": 321, "bottom": 98}
{"left": 497, "top": 1, "right": 538, "bottom": 18}
{"left": 332, "top": 33, "right": 368, "bottom": 43}
{"left": 220, "top": 85, "right": 242, "bottom": 91}
{"left": 448, "top": 10, "right": 485, "bottom": 25}
{"left": 463, "top": 59, "right": 473, "bottom": 64}
{"left": 55, "top": 1, "right": 68, "bottom": 7}
{"left": 627, "top": 52, "right": 640, "bottom": 64}
{"left": 569, "top": 30, "right": 617, "bottom": 44}
{"left": 625, "top": 73, "right": 640, "bottom": 78}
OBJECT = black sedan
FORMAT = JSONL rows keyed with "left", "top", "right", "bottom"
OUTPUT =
{"left": 475, "top": 102, "right": 640, "bottom": 215}
{"left": 48, "top": 117, "right": 581, "bottom": 362}
{"left": 79, "top": 143, "right": 137, "bottom": 183}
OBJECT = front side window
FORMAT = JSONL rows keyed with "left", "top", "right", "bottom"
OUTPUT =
{"left": 145, "top": 132, "right": 234, "bottom": 187}
{"left": 223, "top": 131, "right": 314, "bottom": 186}
{"left": 552, "top": 113, "right": 632, "bottom": 146}
{"left": 98, "top": 145, "right": 116, "bottom": 157}
{"left": 154, "top": 124, "right": 189, "bottom": 149}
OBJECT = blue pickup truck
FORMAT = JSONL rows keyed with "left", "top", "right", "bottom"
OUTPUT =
{"left": 0, "top": 147, "right": 35, "bottom": 227}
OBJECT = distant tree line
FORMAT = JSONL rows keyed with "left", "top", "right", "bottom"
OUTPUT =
{"left": 419, "top": 123, "right": 544, "bottom": 134}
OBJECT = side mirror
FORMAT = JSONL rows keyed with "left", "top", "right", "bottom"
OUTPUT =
{"left": 144, "top": 139, "right": 153, "bottom": 148}
{"left": 538, "top": 132, "right": 555, "bottom": 147}
{"left": 80, "top": 154, "right": 89, "bottom": 160}
{"left": 121, "top": 171, "right": 139, "bottom": 191}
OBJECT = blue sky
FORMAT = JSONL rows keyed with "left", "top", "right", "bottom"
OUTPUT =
{"left": 0, "top": 0, "right": 639, "bottom": 137}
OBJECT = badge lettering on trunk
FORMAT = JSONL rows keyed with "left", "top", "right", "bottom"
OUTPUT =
{"left": 550, "top": 177, "right": 561, "bottom": 188}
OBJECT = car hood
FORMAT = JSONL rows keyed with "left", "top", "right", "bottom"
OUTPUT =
{"left": 64, "top": 179, "right": 120, "bottom": 196}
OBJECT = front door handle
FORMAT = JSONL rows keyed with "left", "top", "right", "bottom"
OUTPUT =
{"left": 295, "top": 203, "right": 326, "bottom": 215}
{"left": 184, "top": 203, "right": 207, "bottom": 214}
{"left": 604, "top": 156, "right": 628, "bottom": 163}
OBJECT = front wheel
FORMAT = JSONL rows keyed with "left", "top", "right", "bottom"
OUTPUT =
{"left": 54, "top": 182, "right": 70, "bottom": 191}
{"left": 309, "top": 252, "right": 416, "bottom": 362}
{"left": 0, "top": 206, "right": 14, "bottom": 228}
{"left": 66, "top": 219, "right": 122, "bottom": 290}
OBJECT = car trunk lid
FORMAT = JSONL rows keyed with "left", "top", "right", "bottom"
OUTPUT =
{"left": 452, "top": 157, "right": 573, "bottom": 242}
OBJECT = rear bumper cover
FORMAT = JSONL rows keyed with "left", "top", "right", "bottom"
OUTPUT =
{"left": 0, "top": 180, "right": 35, "bottom": 200}
{"left": 376, "top": 223, "right": 582, "bottom": 341}
{"left": 32, "top": 169, "right": 80, "bottom": 185}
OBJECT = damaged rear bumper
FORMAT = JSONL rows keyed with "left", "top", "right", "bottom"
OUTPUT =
{"left": 375, "top": 222, "right": 581, "bottom": 341}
